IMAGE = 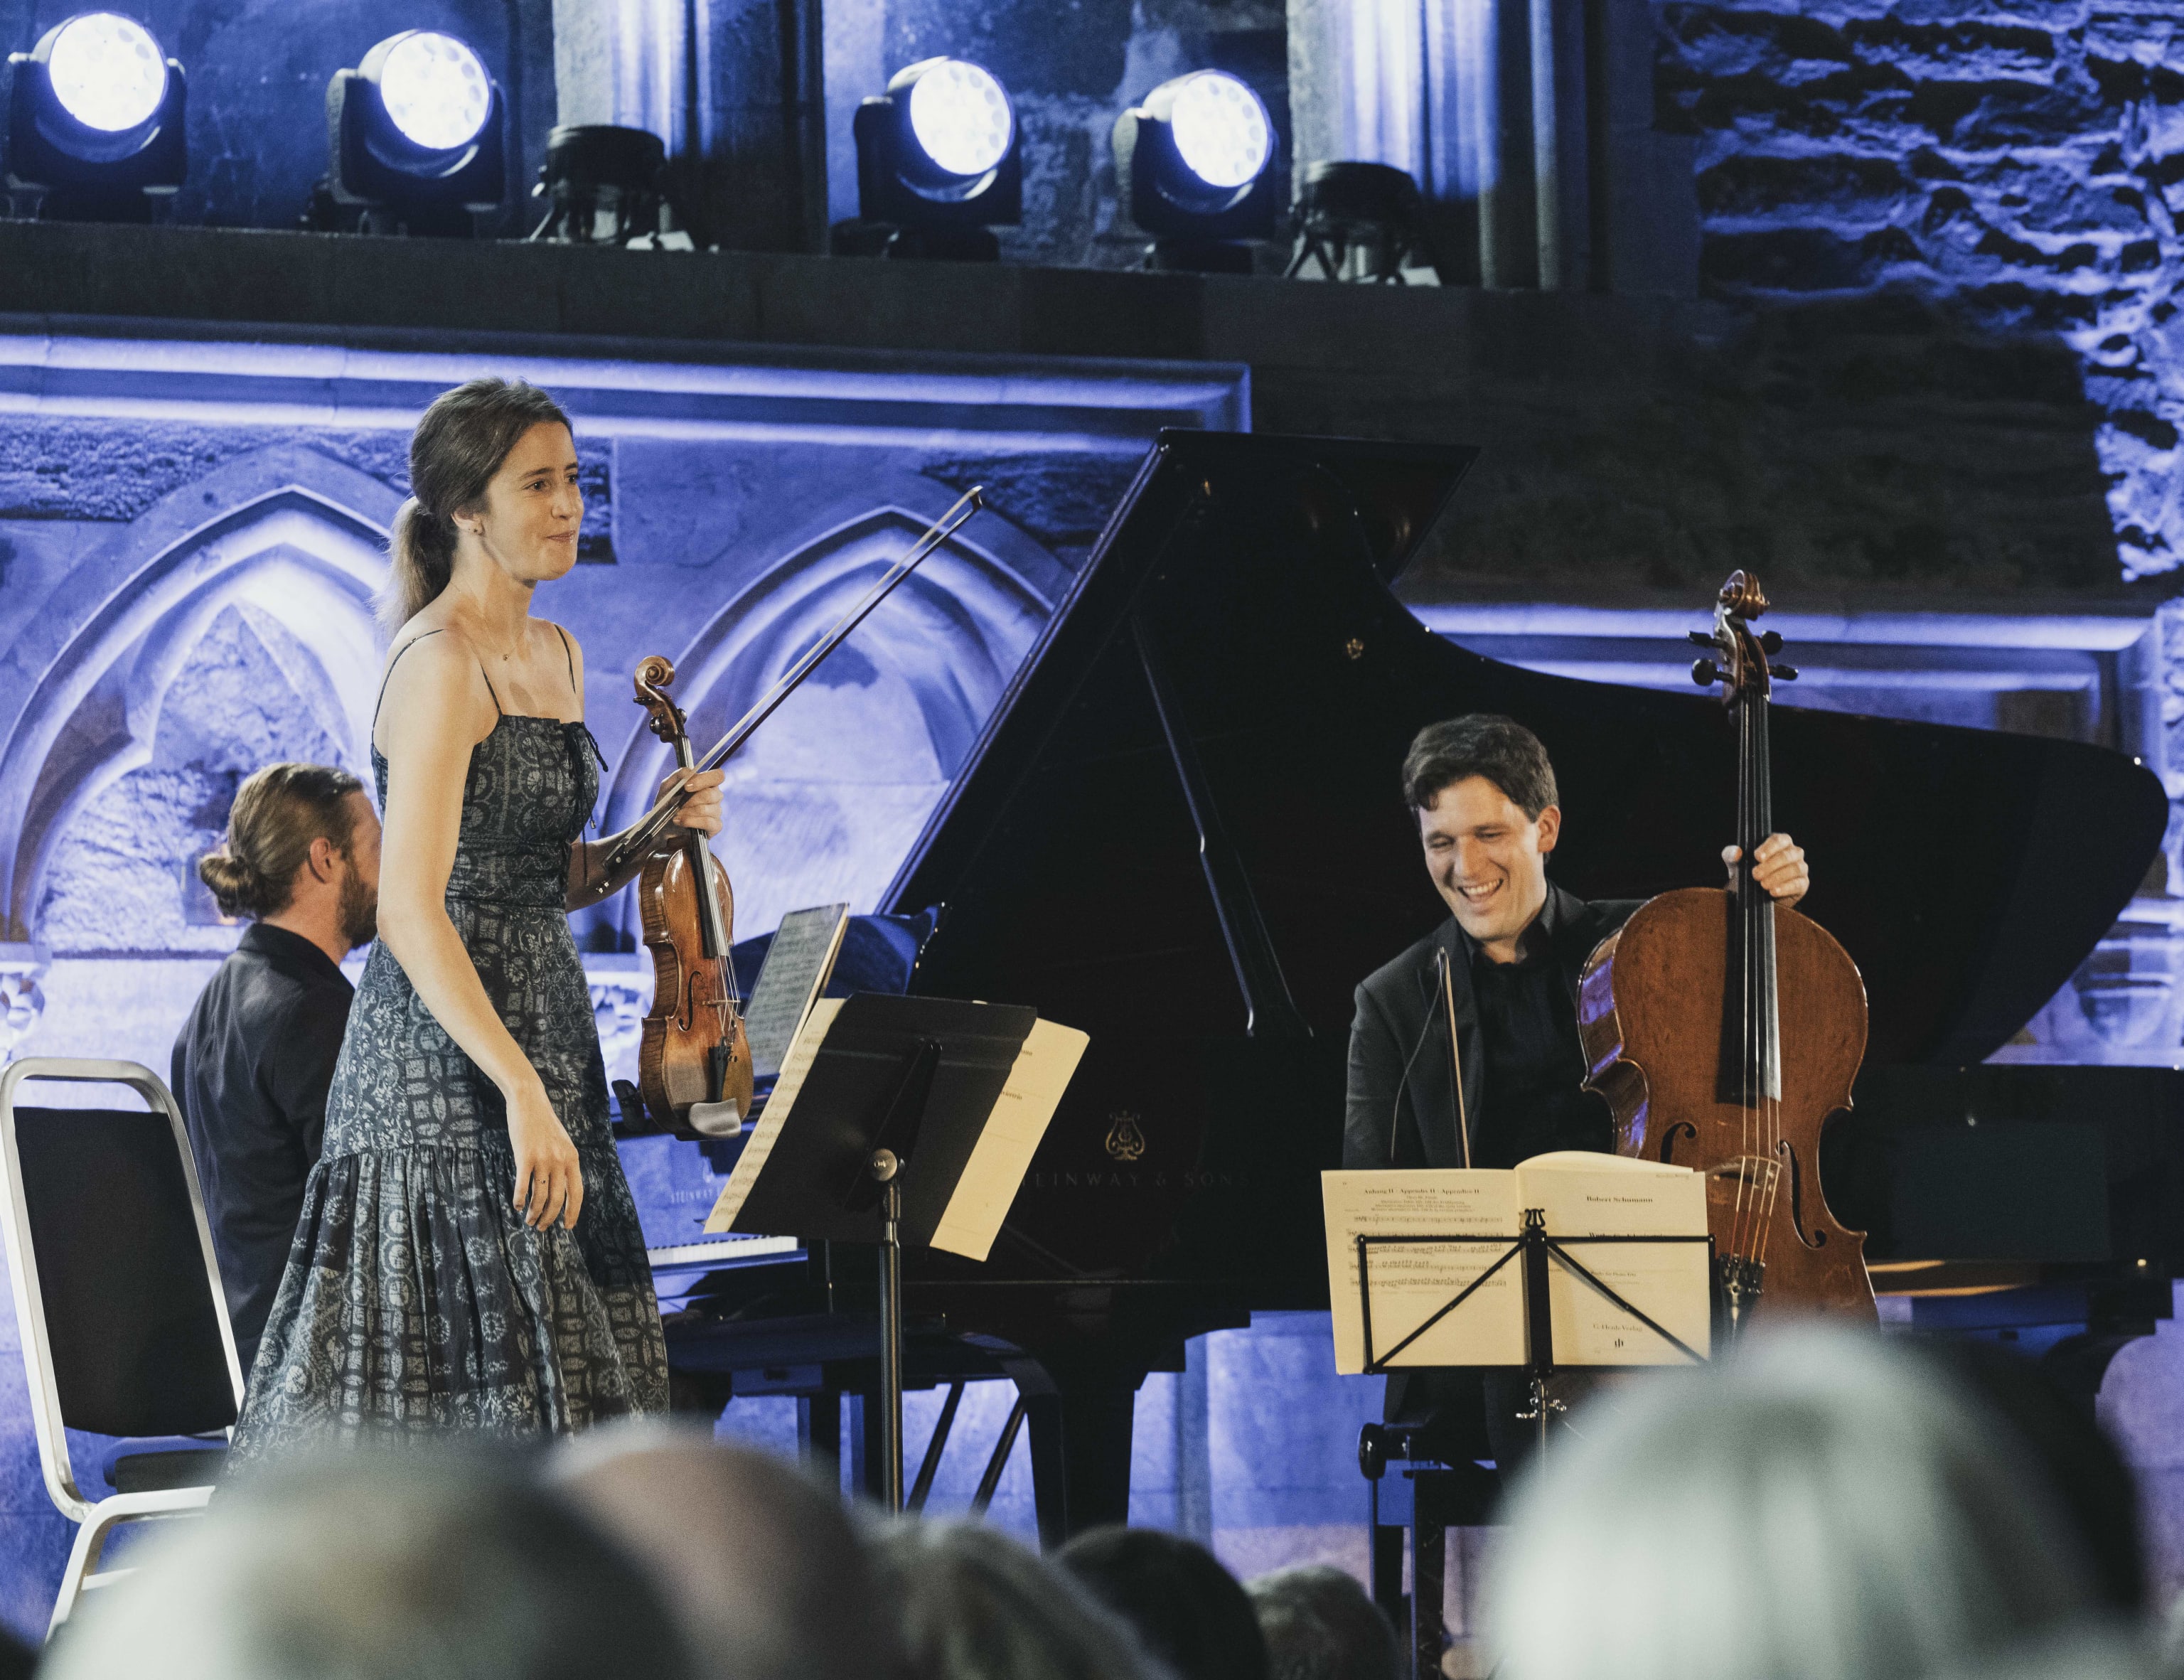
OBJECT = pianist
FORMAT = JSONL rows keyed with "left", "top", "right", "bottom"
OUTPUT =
{"left": 172, "top": 764, "right": 381, "bottom": 1374}
{"left": 1341, "top": 715, "right": 1807, "bottom": 1457}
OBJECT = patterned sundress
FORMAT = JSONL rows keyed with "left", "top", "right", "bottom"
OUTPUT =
{"left": 232, "top": 637, "right": 669, "bottom": 1457}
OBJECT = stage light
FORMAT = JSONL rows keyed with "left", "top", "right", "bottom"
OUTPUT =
{"left": 318, "top": 28, "right": 505, "bottom": 237}
{"left": 528, "top": 124, "right": 692, "bottom": 247}
{"left": 1284, "top": 161, "right": 1424, "bottom": 284}
{"left": 1112, "top": 70, "right": 1279, "bottom": 273}
{"left": 843, "top": 57, "right": 1021, "bottom": 262}
{"left": 906, "top": 60, "right": 1012, "bottom": 177}
{"left": 47, "top": 13, "right": 166, "bottom": 132}
{"left": 377, "top": 30, "right": 491, "bottom": 151}
{"left": 4, "top": 11, "right": 186, "bottom": 221}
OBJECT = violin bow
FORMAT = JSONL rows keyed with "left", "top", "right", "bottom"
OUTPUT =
{"left": 597, "top": 486, "right": 986, "bottom": 881}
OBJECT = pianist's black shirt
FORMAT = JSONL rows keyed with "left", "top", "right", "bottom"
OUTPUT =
{"left": 171, "top": 922, "right": 353, "bottom": 1373}
{"left": 1465, "top": 908, "right": 1610, "bottom": 1168}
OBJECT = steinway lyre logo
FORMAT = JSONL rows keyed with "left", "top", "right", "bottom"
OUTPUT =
{"left": 1104, "top": 1111, "right": 1146, "bottom": 1162}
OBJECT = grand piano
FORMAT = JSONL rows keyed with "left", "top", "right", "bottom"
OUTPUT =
{"left": 653, "top": 429, "right": 2179, "bottom": 1541}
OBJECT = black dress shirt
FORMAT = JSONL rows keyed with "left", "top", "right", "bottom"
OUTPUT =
{"left": 171, "top": 922, "right": 353, "bottom": 1372}
{"left": 1465, "top": 905, "right": 1612, "bottom": 1168}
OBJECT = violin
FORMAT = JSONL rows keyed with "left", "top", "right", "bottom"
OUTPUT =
{"left": 630, "top": 655, "right": 752, "bottom": 1136}
{"left": 604, "top": 486, "right": 986, "bottom": 1139}
{"left": 1578, "top": 571, "right": 1875, "bottom": 1330}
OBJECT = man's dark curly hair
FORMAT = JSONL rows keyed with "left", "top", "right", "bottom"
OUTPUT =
{"left": 1400, "top": 713, "right": 1558, "bottom": 818}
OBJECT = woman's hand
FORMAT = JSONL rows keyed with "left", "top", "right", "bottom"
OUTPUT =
{"left": 655, "top": 766, "right": 724, "bottom": 848}
{"left": 505, "top": 1077, "right": 584, "bottom": 1231}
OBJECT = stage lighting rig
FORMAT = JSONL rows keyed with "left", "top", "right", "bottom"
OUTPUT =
{"left": 528, "top": 124, "right": 692, "bottom": 247}
{"left": 319, "top": 29, "right": 504, "bottom": 236}
{"left": 1284, "top": 161, "right": 1423, "bottom": 283}
{"left": 844, "top": 57, "right": 1020, "bottom": 261}
{"left": 1112, "top": 70, "right": 1278, "bottom": 273}
{"left": 4, "top": 12, "right": 186, "bottom": 222}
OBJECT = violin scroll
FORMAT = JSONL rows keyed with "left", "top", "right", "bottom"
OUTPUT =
{"left": 634, "top": 656, "right": 686, "bottom": 745}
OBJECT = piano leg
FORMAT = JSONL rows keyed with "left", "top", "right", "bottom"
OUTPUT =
{"left": 1024, "top": 1380, "right": 1138, "bottom": 1548}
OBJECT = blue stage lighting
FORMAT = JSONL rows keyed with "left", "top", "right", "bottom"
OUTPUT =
{"left": 377, "top": 31, "right": 492, "bottom": 151}
{"left": 1168, "top": 72, "right": 1271, "bottom": 192}
{"left": 1113, "top": 70, "right": 1280, "bottom": 272}
{"left": 845, "top": 58, "right": 1022, "bottom": 261}
{"left": 321, "top": 29, "right": 505, "bottom": 236}
{"left": 4, "top": 12, "right": 187, "bottom": 220}
{"left": 905, "top": 59, "right": 1014, "bottom": 178}
{"left": 46, "top": 13, "right": 167, "bottom": 134}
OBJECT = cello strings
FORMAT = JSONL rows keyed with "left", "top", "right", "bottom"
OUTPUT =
{"left": 1738, "top": 678, "right": 1758, "bottom": 1265}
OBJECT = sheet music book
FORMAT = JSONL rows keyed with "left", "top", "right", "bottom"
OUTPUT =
{"left": 703, "top": 1000, "right": 1086, "bottom": 1261}
{"left": 1323, "top": 1152, "right": 1708, "bottom": 1374}
{"left": 742, "top": 904, "right": 850, "bottom": 1081}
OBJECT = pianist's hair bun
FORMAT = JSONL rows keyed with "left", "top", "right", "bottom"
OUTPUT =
{"left": 198, "top": 763, "right": 366, "bottom": 921}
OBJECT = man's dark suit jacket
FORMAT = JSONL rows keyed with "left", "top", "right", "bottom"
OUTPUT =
{"left": 171, "top": 921, "right": 353, "bottom": 1373}
{"left": 1342, "top": 882, "right": 1640, "bottom": 1171}
{"left": 1342, "top": 882, "right": 1640, "bottom": 1432}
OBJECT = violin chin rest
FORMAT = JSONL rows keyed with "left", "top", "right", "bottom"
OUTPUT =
{"left": 687, "top": 1100, "right": 744, "bottom": 1138}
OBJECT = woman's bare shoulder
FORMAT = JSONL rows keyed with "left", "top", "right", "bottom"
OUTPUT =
{"left": 375, "top": 626, "right": 493, "bottom": 744}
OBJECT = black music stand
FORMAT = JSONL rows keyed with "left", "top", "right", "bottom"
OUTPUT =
{"left": 723, "top": 993, "right": 1038, "bottom": 1512}
{"left": 1357, "top": 1212, "right": 1712, "bottom": 1460}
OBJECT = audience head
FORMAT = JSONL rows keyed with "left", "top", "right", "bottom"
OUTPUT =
{"left": 552, "top": 1422, "right": 891, "bottom": 1680}
{"left": 198, "top": 761, "right": 379, "bottom": 951}
{"left": 1246, "top": 1566, "right": 1401, "bottom": 1680}
{"left": 873, "top": 1516, "right": 1167, "bottom": 1680}
{"left": 42, "top": 1450, "right": 692, "bottom": 1680}
{"left": 1059, "top": 1526, "right": 1268, "bottom": 1680}
{"left": 1486, "top": 1327, "right": 2109, "bottom": 1680}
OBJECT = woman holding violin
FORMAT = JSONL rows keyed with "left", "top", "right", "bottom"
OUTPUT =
{"left": 235, "top": 378, "right": 723, "bottom": 1455}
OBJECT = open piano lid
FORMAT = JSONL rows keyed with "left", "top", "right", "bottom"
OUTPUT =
{"left": 884, "top": 429, "right": 2166, "bottom": 1069}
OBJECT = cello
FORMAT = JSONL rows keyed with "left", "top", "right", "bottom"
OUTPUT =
{"left": 1577, "top": 570, "right": 1876, "bottom": 1329}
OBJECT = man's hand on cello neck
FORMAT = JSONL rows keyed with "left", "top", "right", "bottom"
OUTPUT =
{"left": 1724, "top": 833, "right": 1809, "bottom": 909}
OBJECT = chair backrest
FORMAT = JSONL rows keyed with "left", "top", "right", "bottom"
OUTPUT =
{"left": 0, "top": 1060, "right": 241, "bottom": 1510}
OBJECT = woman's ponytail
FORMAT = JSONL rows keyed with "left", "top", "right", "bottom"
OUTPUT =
{"left": 379, "top": 496, "right": 458, "bottom": 639}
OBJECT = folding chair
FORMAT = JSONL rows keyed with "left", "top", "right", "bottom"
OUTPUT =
{"left": 0, "top": 1058, "right": 244, "bottom": 1636}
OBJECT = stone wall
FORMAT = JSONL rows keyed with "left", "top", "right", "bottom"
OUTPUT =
{"left": 1654, "top": 0, "right": 2184, "bottom": 580}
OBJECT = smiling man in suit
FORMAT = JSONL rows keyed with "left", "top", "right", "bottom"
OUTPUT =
{"left": 1343, "top": 715, "right": 1809, "bottom": 1455}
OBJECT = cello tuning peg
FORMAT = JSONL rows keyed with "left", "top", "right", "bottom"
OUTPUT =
{"left": 1691, "top": 658, "right": 1725, "bottom": 687}
{"left": 1760, "top": 631, "right": 1784, "bottom": 654}
{"left": 1687, "top": 631, "right": 1715, "bottom": 648}
{"left": 1772, "top": 663, "right": 1799, "bottom": 681}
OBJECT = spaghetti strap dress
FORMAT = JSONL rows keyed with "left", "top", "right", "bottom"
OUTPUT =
{"left": 231, "top": 631, "right": 669, "bottom": 1457}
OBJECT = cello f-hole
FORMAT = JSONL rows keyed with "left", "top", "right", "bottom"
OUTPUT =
{"left": 1659, "top": 1120, "right": 1696, "bottom": 1165}
{"left": 1777, "top": 1138, "right": 1827, "bottom": 1249}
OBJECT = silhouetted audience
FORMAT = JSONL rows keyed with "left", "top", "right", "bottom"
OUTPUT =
{"left": 40, "top": 1452, "right": 693, "bottom": 1680}
{"left": 1485, "top": 1327, "right": 2119, "bottom": 1680}
{"left": 1059, "top": 1525, "right": 1270, "bottom": 1680}
{"left": 874, "top": 1516, "right": 1172, "bottom": 1680}
{"left": 552, "top": 1421, "right": 896, "bottom": 1680}
{"left": 1246, "top": 1565, "right": 1402, "bottom": 1680}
